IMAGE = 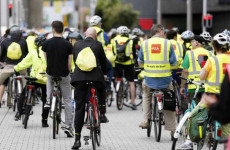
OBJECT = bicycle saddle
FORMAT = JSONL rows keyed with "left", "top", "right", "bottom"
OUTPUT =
{"left": 25, "top": 76, "right": 37, "bottom": 82}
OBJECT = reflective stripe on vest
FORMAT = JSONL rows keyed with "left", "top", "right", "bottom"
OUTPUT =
{"left": 177, "top": 42, "right": 182, "bottom": 58}
{"left": 189, "top": 51, "right": 200, "bottom": 75}
{"left": 205, "top": 56, "right": 220, "bottom": 86}
{"left": 126, "top": 42, "right": 131, "bottom": 56}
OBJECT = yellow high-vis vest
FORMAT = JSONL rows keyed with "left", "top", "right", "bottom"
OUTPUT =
{"left": 142, "top": 37, "right": 171, "bottom": 77}
{"left": 205, "top": 54, "right": 230, "bottom": 94}
{"left": 170, "top": 39, "right": 183, "bottom": 70}
{"left": 93, "top": 26, "right": 106, "bottom": 50}
{"left": 112, "top": 36, "right": 134, "bottom": 65}
{"left": 187, "top": 47, "right": 213, "bottom": 89}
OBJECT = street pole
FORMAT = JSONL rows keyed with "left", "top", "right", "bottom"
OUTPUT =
{"left": 187, "top": 0, "right": 192, "bottom": 31}
{"left": 13, "top": 0, "right": 16, "bottom": 25}
{"left": 157, "top": 0, "right": 162, "bottom": 24}
{"left": 80, "top": 0, "right": 83, "bottom": 34}
{"left": 0, "top": 0, "right": 2, "bottom": 36}
{"left": 7, "top": 0, "right": 9, "bottom": 28}
{"left": 202, "top": 0, "right": 207, "bottom": 32}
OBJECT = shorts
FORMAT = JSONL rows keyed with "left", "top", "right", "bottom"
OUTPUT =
{"left": 114, "top": 63, "right": 135, "bottom": 82}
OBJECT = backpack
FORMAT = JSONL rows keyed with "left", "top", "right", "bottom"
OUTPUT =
{"left": 7, "top": 42, "right": 22, "bottom": 60}
{"left": 76, "top": 44, "right": 97, "bottom": 71}
{"left": 115, "top": 39, "right": 130, "bottom": 62}
{"left": 187, "top": 103, "right": 209, "bottom": 143}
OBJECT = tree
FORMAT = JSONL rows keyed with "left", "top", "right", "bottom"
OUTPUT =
{"left": 95, "top": 0, "right": 139, "bottom": 31}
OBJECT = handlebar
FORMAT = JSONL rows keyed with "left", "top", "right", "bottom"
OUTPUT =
{"left": 179, "top": 76, "right": 204, "bottom": 87}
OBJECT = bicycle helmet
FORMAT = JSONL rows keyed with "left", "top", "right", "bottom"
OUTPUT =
{"left": 89, "top": 15, "right": 102, "bottom": 26}
{"left": 120, "top": 26, "right": 129, "bottom": 35}
{"left": 222, "top": 29, "right": 230, "bottom": 37}
{"left": 10, "top": 25, "right": 20, "bottom": 36}
{"left": 132, "top": 28, "right": 141, "bottom": 36}
{"left": 213, "top": 33, "right": 229, "bottom": 47}
{"left": 34, "top": 36, "right": 46, "bottom": 47}
{"left": 181, "top": 30, "right": 194, "bottom": 40}
{"left": 200, "top": 32, "right": 212, "bottom": 42}
{"left": 68, "top": 32, "right": 83, "bottom": 41}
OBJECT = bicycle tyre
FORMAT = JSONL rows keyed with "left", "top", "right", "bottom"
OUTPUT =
{"left": 173, "top": 80, "right": 182, "bottom": 123}
{"left": 147, "top": 119, "right": 152, "bottom": 137}
{"left": 171, "top": 138, "right": 178, "bottom": 150}
{"left": 135, "top": 81, "right": 143, "bottom": 107}
{"left": 53, "top": 97, "right": 57, "bottom": 139}
{"left": 153, "top": 100, "right": 162, "bottom": 142}
{"left": 116, "top": 81, "right": 124, "bottom": 110}
{"left": 95, "top": 107, "right": 101, "bottom": 146}
{"left": 212, "top": 140, "right": 218, "bottom": 150}
{"left": 24, "top": 105, "right": 31, "bottom": 129}
{"left": 56, "top": 96, "right": 62, "bottom": 135}
{"left": 107, "top": 90, "right": 113, "bottom": 107}
{"left": 90, "top": 107, "right": 96, "bottom": 150}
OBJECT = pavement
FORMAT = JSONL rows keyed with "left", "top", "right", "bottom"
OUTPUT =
{"left": 0, "top": 93, "right": 224, "bottom": 150}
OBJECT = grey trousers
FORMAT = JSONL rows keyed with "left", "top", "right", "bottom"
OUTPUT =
{"left": 142, "top": 81, "right": 176, "bottom": 132}
{"left": 47, "top": 74, "right": 73, "bottom": 127}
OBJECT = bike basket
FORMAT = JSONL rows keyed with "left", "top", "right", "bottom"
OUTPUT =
{"left": 187, "top": 103, "right": 209, "bottom": 143}
{"left": 163, "top": 90, "right": 176, "bottom": 111}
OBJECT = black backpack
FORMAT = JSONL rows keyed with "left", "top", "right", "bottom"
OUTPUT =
{"left": 115, "top": 39, "right": 130, "bottom": 62}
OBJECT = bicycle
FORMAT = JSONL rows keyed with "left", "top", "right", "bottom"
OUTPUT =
{"left": 105, "top": 79, "right": 114, "bottom": 107}
{"left": 133, "top": 67, "right": 143, "bottom": 107}
{"left": 21, "top": 76, "right": 37, "bottom": 129}
{"left": 84, "top": 82, "right": 101, "bottom": 150}
{"left": 50, "top": 77, "right": 63, "bottom": 139}
{"left": 146, "top": 89, "right": 166, "bottom": 142}
{"left": 172, "top": 79, "right": 182, "bottom": 123}
{"left": 172, "top": 77, "right": 221, "bottom": 150}
{"left": 10, "top": 73, "right": 23, "bottom": 111}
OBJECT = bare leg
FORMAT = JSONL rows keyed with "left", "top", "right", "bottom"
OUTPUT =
{"left": 129, "top": 82, "right": 135, "bottom": 104}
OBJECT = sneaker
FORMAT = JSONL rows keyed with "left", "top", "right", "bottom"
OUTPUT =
{"left": 64, "top": 126, "right": 74, "bottom": 137}
{"left": 100, "top": 114, "right": 109, "bottom": 123}
{"left": 139, "top": 122, "right": 149, "bottom": 129}
{"left": 14, "top": 112, "right": 21, "bottom": 121}
{"left": 177, "top": 140, "right": 193, "bottom": 150}
{"left": 44, "top": 99, "right": 50, "bottom": 108}
{"left": 42, "top": 119, "right": 49, "bottom": 127}
{"left": 130, "top": 103, "right": 137, "bottom": 110}
{"left": 72, "top": 135, "right": 81, "bottom": 150}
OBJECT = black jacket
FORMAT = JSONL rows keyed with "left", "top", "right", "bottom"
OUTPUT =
{"left": 71, "top": 37, "right": 107, "bottom": 86}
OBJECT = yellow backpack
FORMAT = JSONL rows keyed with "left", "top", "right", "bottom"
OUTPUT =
{"left": 76, "top": 47, "right": 97, "bottom": 71}
{"left": 7, "top": 42, "right": 22, "bottom": 60}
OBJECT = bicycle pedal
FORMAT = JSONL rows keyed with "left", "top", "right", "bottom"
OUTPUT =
{"left": 83, "top": 136, "right": 89, "bottom": 145}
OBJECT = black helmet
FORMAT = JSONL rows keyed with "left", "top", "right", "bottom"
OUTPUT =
{"left": 10, "top": 25, "right": 21, "bottom": 41}
{"left": 35, "top": 36, "right": 46, "bottom": 47}
{"left": 68, "top": 32, "right": 83, "bottom": 41}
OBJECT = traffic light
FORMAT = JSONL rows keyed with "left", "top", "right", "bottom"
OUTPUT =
{"left": 8, "top": 4, "right": 12, "bottom": 17}
{"left": 202, "top": 14, "right": 213, "bottom": 28}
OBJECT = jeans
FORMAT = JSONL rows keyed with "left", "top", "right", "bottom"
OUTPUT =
{"left": 46, "top": 74, "right": 73, "bottom": 127}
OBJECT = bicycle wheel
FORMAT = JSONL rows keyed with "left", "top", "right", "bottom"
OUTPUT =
{"left": 24, "top": 105, "right": 31, "bottom": 129}
{"left": 153, "top": 100, "right": 162, "bottom": 142}
{"left": 56, "top": 96, "right": 62, "bottom": 135}
{"left": 171, "top": 124, "right": 188, "bottom": 150}
{"left": 106, "top": 90, "right": 113, "bottom": 107}
{"left": 95, "top": 107, "right": 101, "bottom": 146}
{"left": 135, "top": 80, "right": 143, "bottom": 107}
{"left": 52, "top": 97, "right": 57, "bottom": 139}
{"left": 11, "top": 79, "right": 16, "bottom": 111}
{"left": 90, "top": 107, "right": 96, "bottom": 150}
{"left": 116, "top": 81, "right": 124, "bottom": 110}
{"left": 147, "top": 119, "right": 152, "bottom": 137}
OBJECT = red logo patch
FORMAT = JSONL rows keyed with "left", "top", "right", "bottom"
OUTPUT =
{"left": 151, "top": 44, "right": 161, "bottom": 53}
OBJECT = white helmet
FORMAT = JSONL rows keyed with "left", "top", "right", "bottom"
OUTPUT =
{"left": 181, "top": 30, "right": 194, "bottom": 40}
{"left": 213, "top": 33, "right": 229, "bottom": 46}
{"left": 132, "top": 28, "right": 141, "bottom": 35}
{"left": 200, "top": 32, "right": 212, "bottom": 42}
{"left": 119, "top": 26, "right": 129, "bottom": 35}
{"left": 89, "top": 15, "right": 102, "bottom": 26}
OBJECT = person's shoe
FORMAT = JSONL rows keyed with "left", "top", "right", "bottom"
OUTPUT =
{"left": 72, "top": 135, "right": 81, "bottom": 150}
{"left": 139, "top": 122, "right": 149, "bottom": 129}
{"left": 171, "top": 131, "right": 175, "bottom": 141}
{"left": 44, "top": 99, "right": 50, "bottom": 108}
{"left": 64, "top": 126, "right": 74, "bottom": 137}
{"left": 100, "top": 114, "right": 109, "bottom": 123}
{"left": 42, "top": 119, "right": 49, "bottom": 127}
{"left": 14, "top": 112, "right": 21, "bottom": 121}
{"left": 177, "top": 140, "right": 193, "bottom": 150}
{"left": 130, "top": 103, "right": 137, "bottom": 110}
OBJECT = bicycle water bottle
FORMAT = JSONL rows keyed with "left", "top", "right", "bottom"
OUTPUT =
{"left": 71, "top": 100, "right": 75, "bottom": 113}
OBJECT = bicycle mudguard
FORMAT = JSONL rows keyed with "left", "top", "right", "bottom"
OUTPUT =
{"left": 174, "top": 112, "right": 191, "bottom": 138}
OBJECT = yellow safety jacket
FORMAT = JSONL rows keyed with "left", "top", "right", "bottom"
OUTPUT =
{"left": 170, "top": 39, "right": 183, "bottom": 70}
{"left": 205, "top": 54, "right": 230, "bottom": 93}
{"left": 177, "top": 34, "right": 184, "bottom": 44}
{"left": 26, "top": 35, "right": 37, "bottom": 52}
{"left": 187, "top": 47, "right": 213, "bottom": 89}
{"left": 105, "top": 44, "right": 115, "bottom": 65}
{"left": 112, "top": 36, "right": 134, "bottom": 65}
{"left": 14, "top": 47, "right": 47, "bottom": 84}
{"left": 93, "top": 26, "right": 106, "bottom": 50}
{"left": 142, "top": 37, "right": 171, "bottom": 77}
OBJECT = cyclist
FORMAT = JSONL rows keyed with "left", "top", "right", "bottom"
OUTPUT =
{"left": 14, "top": 36, "right": 50, "bottom": 127}
{"left": 0, "top": 25, "right": 28, "bottom": 108}
{"left": 112, "top": 26, "right": 137, "bottom": 110}
{"left": 178, "top": 35, "right": 213, "bottom": 149}
{"left": 199, "top": 33, "right": 230, "bottom": 146}
{"left": 181, "top": 30, "right": 194, "bottom": 51}
{"left": 71, "top": 27, "right": 108, "bottom": 150}
{"left": 42, "top": 21, "right": 74, "bottom": 137}
{"left": 138, "top": 24, "right": 177, "bottom": 140}
{"left": 166, "top": 29, "right": 184, "bottom": 85}
{"left": 26, "top": 31, "right": 37, "bottom": 52}
{"left": 172, "top": 27, "right": 184, "bottom": 45}
{"left": 132, "top": 28, "right": 143, "bottom": 66}
{"left": 200, "top": 31, "right": 213, "bottom": 51}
